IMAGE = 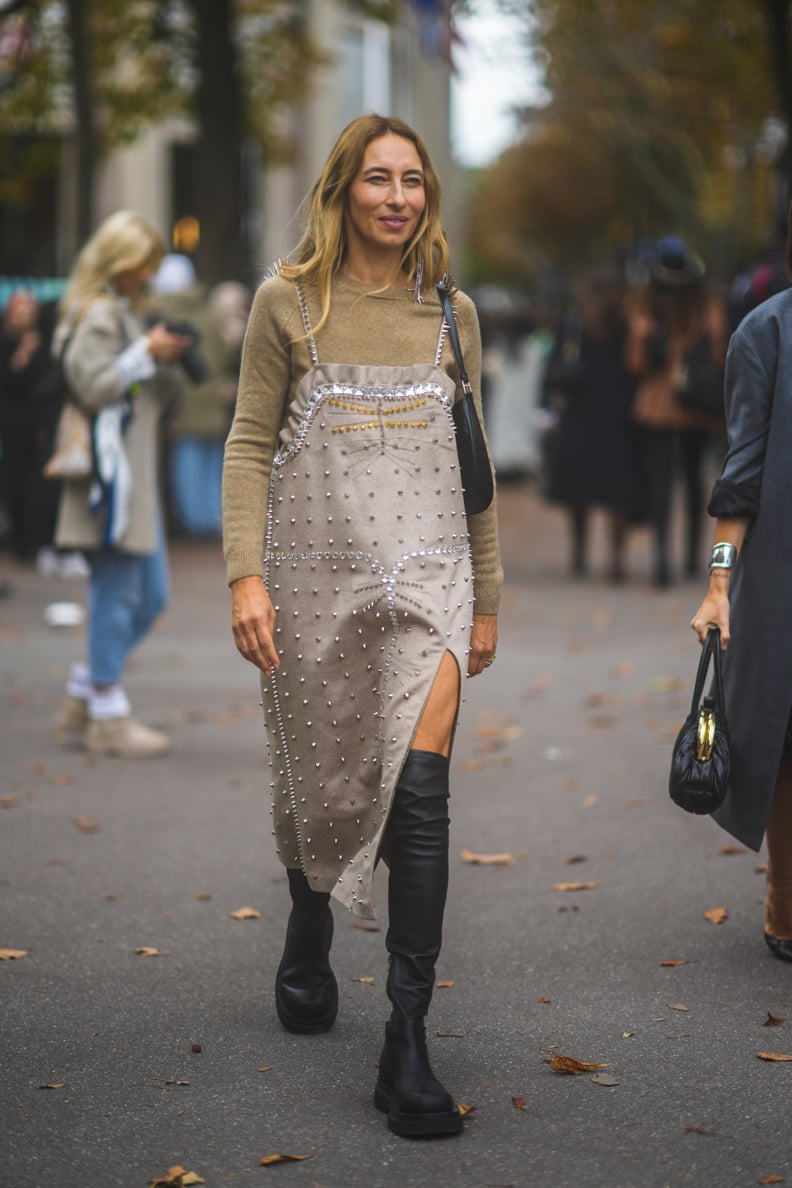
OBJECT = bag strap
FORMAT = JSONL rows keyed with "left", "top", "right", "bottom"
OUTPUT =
{"left": 691, "top": 627, "right": 725, "bottom": 713}
{"left": 436, "top": 280, "right": 473, "bottom": 398}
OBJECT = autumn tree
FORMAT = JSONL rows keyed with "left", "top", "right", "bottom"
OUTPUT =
{"left": 0, "top": 0, "right": 317, "bottom": 282}
{"left": 467, "top": 0, "right": 784, "bottom": 287}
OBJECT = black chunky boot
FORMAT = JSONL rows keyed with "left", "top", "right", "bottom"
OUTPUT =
{"left": 275, "top": 867, "right": 338, "bottom": 1034}
{"left": 374, "top": 750, "right": 463, "bottom": 1138}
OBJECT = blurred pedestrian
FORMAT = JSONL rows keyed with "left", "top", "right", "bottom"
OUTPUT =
{"left": 0, "top": 289, "right": 51, "bottom": 562}
{"left": 52, "top": 210, "right": 192, "bottom": 758}
{"left": 484, "top": 307, "right": 547, "bottom": 480}
{"left": 626, "top": 237, "right": 728, "bottom": 587}
{"left": 690, "top": 200, "right": 792, "bottom": 963}
{"left": 223, "top": 114, "right": 501, "bottom": 1138}
{"left": 149, "top": 253, "right": 233, "bottom": 538}
{"left": 542, "top": 269, "right": 640, "bottom": 582}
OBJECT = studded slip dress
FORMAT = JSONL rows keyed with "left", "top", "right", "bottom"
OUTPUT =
{"left": 262, "top": 284, "right": 475, "bottom": 919}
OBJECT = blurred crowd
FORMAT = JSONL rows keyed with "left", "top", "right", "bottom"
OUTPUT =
{"left": 479, "top": 235, "right": 789, "bottom": 587}
{"left": 0, "top": 254, "right": 251, "bottom": 584}
{"left": 1, "top": 232, "right": 788, "bottom": 593}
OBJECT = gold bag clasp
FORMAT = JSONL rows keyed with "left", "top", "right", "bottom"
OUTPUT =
{"left": 696, "top": 706, "right": 716, "bottom": 762}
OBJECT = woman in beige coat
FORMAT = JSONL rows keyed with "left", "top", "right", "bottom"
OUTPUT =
{"left": 223, "top": 115, "right": 502, "bottom": 1138}
{"left": 53, "top": 211, "right": 191, "bottom": 758}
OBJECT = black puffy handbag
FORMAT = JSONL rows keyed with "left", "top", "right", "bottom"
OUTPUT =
{"left": 668, "top": 627, "right": 730, "bottom": 814}
{"left": 436, "top": 281, "right": 494, "bottom": 516}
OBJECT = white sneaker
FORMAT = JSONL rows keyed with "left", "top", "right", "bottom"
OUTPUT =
{"left": 59, "top": 552, "right": 90, "bottom": 578}
{"left": 86, "top": 716, "right": 169, "bottom": 758}
{"left": 36, "top": 547, "right": 60, "bottom": 577}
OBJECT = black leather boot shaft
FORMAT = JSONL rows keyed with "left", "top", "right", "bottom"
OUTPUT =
{"left": 385, "top": 749, "right": 450, "bottom": 1020}
{"left": 275, "top": 867, "right": 338, "bottom": 1034}
{"left": 374, "top": 750, "right": 462, "bottom": 1137}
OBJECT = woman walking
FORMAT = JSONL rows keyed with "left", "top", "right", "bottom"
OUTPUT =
{"left": 53, "top": 211, "right": 192, "bottom": 757}
{"left": 691, "top": 201, "right": 792, "bottom": 961}
{"left": 223, "top": 115, "right": 502, "bottom": 1137}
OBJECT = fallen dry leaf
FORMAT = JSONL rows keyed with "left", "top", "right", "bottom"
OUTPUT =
{"left": 148, "top": 1168, "right": 205, "bottom": 1187}
{"left": 0, "top": 796, "right": 19, "bottom": 809}
{"left": 583, "top": 795, "right": 600, "bottom": 808}
{"left": 668, "top": 1003, "right": 690, "bottom": 1012}
{"left": 539, "top": 997, "right": 551, "bottom": 1004}
{"left": 547, "top": 1054, "right": 611, "bottom": 1075}
{"left": 190, "top": 1043, "right": 202, "bottom": 1054}
{"left": 565, "top": 854, "right": 588, "bottom": 865}
{"left": 135, "top": 947, "right": 163, "bottom": 957}
{"left": 512, "top": 1096, "right": 528, "bottom": 1111}
{"left": 704, "top": 907, "right": 728, "bottom": 925}
{"left": 353, "top": 922, "right": 380, "bottom": 932}
{"left": 764, "top": 1013, "right": 786, "bottom": 1027}
{"left": 683, "top": 1125, "right": 715, "bottom": 1136}
{"left": 259, "top": 1155, "right": 312, "bottom": 1167}
{"left": 0, "top": 949, "right": 29, "bottom": 960}
{"left": 720, "top": 844, "right": 746, "bottom": 856}
{"left": 459, "top": 848, "right": 515, "bottom": 866}
{"left": 659, "top": 959, "right": 688, "bottom": 967}
{"left": 164, "top": 1079, "right": 190, "bottom": 1086}
{"left": 436, "top": 980, "right": 455, "bottom": 988}
{"left": 759, "top": 1176, "right": 784, "bottom": 1184}
{"left": 256, "top": 1065, "right": 273, "bottom": 1072}
{"left": 756, "top": 863, "right": 769, "bottom": 875}
{"left": 591, "top": 1073, "right": 619, "bottom": 1086}
{"left": 37, "top": 1082, "right": 64, "bottom": 1090}
{"left": 436, "top": 1030, "right": 464, "bottom": 1038}
{"left": 194, "top": 893, "right": 211, "bottom": 902}
{"left": 553, "top": 881, "right": 601, "bottom": 892}
{"left": 230, "top": 907, "right": 261, "bottom": 920}
{"left": 757, "top": 1052, "right": 792, "bottom": 1062}
{"left": 72, "top": 816, "right": 100, "bottom": 834}
{"left": 351, "top": 976, "right": 375, "bottom": 984}
{"left": 457, "top": 1102, "right": 476, "bottom": 1116}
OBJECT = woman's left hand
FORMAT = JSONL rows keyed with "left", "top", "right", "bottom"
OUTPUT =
{"left": 468, "top": 612, "right": 498, "bottom": 677}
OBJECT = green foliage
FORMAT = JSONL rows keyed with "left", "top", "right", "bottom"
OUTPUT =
{"left": 0, "top": 0, "right": 321, "bottom": 202}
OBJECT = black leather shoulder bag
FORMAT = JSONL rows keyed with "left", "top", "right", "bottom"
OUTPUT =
{"left": 436, "top": 280, "right": 494, "bottom": 516}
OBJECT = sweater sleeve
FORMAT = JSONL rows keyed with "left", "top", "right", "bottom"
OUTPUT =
{"left": 707, "top": 313, "right": 775, "bottom": 521}
{"left": 452, "top": 292, "right": 503, "bottom": 615}
{"left": 222, "top": 279, "right": 295, "bottom": 585}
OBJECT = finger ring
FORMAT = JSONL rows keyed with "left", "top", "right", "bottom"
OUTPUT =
{"left": 483, "top": 657, "right": 494, "bottom": 667}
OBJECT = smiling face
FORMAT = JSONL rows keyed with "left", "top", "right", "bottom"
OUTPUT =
{"left": 343, "top": 133, "right": 426, "bottom": 267}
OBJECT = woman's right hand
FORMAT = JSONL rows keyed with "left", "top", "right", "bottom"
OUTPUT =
{"left": 146, "top": 321, "right": 193, "bottom": 363}
{"left": 690, "top": 576, "right": 731, "bottom": 647}
{"left": 230, "top": 576, "right": 281, "bottom": 674}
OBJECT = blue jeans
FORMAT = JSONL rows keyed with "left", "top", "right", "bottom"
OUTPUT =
{"left": 170, "top": 437, "right": 224, "bottom": 536}
{"left": 87, "top": 529, "right": 169, "bottom": 686}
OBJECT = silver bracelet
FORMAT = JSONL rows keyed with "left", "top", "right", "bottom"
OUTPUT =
{"left": 709, "top": 541, "right": 737, "bottom": 571}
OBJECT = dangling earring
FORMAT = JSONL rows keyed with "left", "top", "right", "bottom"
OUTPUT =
{"left": 413, "top": 252, "right": 424, "bottom": 304}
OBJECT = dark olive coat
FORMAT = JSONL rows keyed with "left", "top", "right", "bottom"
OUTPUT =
{"left": 710, "top": 288, "right": 792, "bottom": 850}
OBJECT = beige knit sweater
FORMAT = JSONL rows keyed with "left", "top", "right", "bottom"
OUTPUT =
{"left": 222, "top": 272, "right": 503, "bottom": 615}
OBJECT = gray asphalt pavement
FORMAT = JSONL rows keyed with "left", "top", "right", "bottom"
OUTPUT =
{"left": 2, "top": 482, "right": 791, "bottom": 1188}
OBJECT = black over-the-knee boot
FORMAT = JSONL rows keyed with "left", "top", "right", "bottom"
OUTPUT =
{"left": 374, "top": 749, "right": 463, "bottom": 1138}
{"left": 275, "top": 867, "right": 338, "bottom": 1034}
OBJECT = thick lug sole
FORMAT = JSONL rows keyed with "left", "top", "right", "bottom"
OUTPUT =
{"left": 275, "top": 994, "right": 338, "bottom": 1034}
{"left": 374, "top": 1079, "right": 463, "bottom": 1137}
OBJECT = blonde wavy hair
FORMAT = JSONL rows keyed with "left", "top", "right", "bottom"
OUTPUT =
{"left": 280, "top": 114, "right": 450, "bottom": 335}
{"left": 61, "top": 210, "right": 166, "bottom": 319}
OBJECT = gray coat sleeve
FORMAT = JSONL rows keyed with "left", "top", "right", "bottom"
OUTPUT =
{"left": 708, "top": 313, "right": 776, "bottom": 518}
{"left": 63, "top": 298, "right": 134, "bottom": 412}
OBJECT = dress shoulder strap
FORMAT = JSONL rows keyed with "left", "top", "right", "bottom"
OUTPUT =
{"left": 434, "top": 302, "right": 452, "bottom": 366}
{"left": 294, "top": 281, "right": 319, "bottom": 366}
